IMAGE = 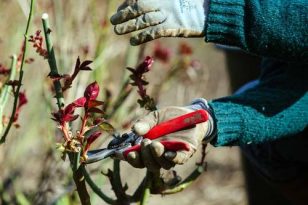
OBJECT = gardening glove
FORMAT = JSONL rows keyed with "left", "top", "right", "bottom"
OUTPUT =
{"left": 127, "top": 98, "right": 216, "bottom": 171}
{"left": 110, "top": 0, "right": 210, "bottom": 45}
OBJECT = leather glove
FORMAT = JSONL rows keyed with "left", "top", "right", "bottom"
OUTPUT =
{"left": 110, "top": 0, "right": 210, "bottom": 45}
{"left": 127, "top": 98, "right": 216, "bottom": 171}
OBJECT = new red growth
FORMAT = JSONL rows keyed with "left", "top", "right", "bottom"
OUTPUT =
{"left": 126, "top": 56, "right": 156, "bottom": 110}
{"left": 28, "top": 30, "right": 48, "bottom": 59}
{"left": 13, "top": 91, "right": 28, "bottom": 123}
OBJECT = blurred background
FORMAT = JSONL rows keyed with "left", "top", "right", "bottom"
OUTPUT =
{"left": 0, "top": 0, "right": 261, "bottom": 204}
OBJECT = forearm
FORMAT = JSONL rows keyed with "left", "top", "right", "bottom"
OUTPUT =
{"left": 209, "top": 88, "right": 308, "bottom": 146}
{"left": 205, "top": 0, "right": 308, "bottom": 62}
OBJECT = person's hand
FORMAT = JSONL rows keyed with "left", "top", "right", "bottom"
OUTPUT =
{"left": 110, "top": 0, "right": 210, "bottom": 45}
{"left": 127, "top": 99, "right": 215, "bottom": 171}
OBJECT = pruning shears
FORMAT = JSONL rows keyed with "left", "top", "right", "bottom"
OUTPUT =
{"left": 85, "top": 109, "right": 209, "bottom": 164}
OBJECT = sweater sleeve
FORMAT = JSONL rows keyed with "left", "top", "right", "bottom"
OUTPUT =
{"left": 208, "top": 63, "right": 308, "bottom": 147}
{"left": 205, "top": 0, "right": 308, "bottom": 62}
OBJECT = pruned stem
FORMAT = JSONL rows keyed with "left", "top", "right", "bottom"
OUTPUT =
{"left": 162, "top": 165, "right": 206, "bottom": 195}
{"left": 42, "top": 13, "right": 64, "bottom": 110}
{"left": 42, "top": 13, "right": 90, "bottom": 205}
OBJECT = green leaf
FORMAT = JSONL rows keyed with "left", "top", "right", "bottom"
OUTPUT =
{"left": 99, "top": 121, "right": 115, "bottom": 134}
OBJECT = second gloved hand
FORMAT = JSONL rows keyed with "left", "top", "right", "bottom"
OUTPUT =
{"left": 110, "top": 0, "right": 209, "bottom": 45}
{"left": 127, "top": 99, "right": 215, "bottom": 171}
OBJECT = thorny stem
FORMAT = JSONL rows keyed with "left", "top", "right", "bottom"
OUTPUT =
{"left": 42, "top": 13, "right": 64, "bottom": 110}
{"left": 81, "top": 165, "right": 115, "bottom": 204}
{"left": 0, "top": 0, "right": 35, "bottom": 144}
{"left": 41, "top": 13, "right": 90, "bottom": 205}
{"left": 73, "top": 166, "right": 91, "bottom": 205}
{"left": 111, "top": 159, "right": 130, "bottom": 204}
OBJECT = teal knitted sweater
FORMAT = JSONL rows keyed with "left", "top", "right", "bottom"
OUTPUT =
{"left": 205, "top": 0, "right": 308, "bottom": 146}
{"left": 205, "top": 0, "right": 308, "bottom": 61}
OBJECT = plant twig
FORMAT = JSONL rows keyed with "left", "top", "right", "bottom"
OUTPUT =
{"left": 73, "top": 166, "right": 91, "bottom": 205}
{"left": 111, "top": 159, "right": 130, "bottom": 204}
{"left": 161, "top": 165, "right": 206, "bottom": 195}
{"left": 81, "top": 165, "right": 115, "bottom": 204}
{"left": 42, "top": 13, "right": 90, "bottom": 205}
{"left": 0, "top": 0, "right": 35, "bottom": 144}
{"left": 162, "top": 144, "right": 208, "bottom": 194}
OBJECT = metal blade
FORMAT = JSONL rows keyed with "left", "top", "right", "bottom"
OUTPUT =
{"left": 86, "top": 148, "right": 115, "bottom": 164}
{"left": 85, "top": 132, "right": 142, "bottom": 164}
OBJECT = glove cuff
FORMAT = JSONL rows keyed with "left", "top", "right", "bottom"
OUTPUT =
{"left": 187, "top": 98, "right": 217, "bottom": 143}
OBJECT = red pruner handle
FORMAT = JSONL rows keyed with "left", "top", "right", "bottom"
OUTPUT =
{"left": 144, "top": 109, "right": 209, "bottom": 140}
{"left": 123, "top": 141, "right": 190, "bottom": 158}
{"left": 123, "top": 109, "right": 208, "bottom": 159}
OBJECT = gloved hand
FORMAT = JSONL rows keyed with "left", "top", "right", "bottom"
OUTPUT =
{"left": 127, "top": 98, "right": 216, "bottom": 171}
{"left": 110, "top": 0, "right": 210, "bottom": 45}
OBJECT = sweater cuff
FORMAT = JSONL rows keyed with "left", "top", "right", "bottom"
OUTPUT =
{"left": 205, "top": 0, "right": 247, "bottom": 49}
{"left": 209, "top": 101, "right": 245, "bottom": 146}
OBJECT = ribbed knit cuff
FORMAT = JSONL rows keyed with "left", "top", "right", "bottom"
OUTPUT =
{"left": 187, "top": 98, "right": 216, "bottom": 143}
{"left": 209, "top": 101, "right": 245, "bottom": 147}
{"left": 205, "top": 0, "right": 247, "bottom": 49}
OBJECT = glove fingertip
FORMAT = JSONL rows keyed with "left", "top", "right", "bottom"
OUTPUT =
{"left": 133, "top": 122, "right": 151, "bottom": 135}
{"left": 110, "top": 15, "right": 118, "bottom": 25}
{"left": 127, "top": 151, "right": 144, "bottom": 168}
{"left": 164, "top": 151, "right": 177, "bottom": 161}
{"left": 150, "top": 141, "right": 165, "bottom": 157}
{"left": 165, "top": 151, "right": 191, "bottom": 165}
{"left": 130, "top": 36, "right": 142, "bottom": 46}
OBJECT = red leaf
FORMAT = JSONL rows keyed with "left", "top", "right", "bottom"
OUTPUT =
{"left": 64, "top": 103, "right": 76, "bottom": 115}
{"left": 18, "top": 91, "right": 28, "bottom": 107}
{"left": 80, "top": 60, "right": 93, "bottom": 69}
{"left": 84, "top": 131, "right": 102, "bottom": 152}
{"left": 84, "top": 81, "right": 99, "bottom": 100}
{"left": 126, "top": 67, "right": 136, "bottom": 74}
{"left": 87, "top": 131, "right": 102, "bottom": 144}
{"left": 13, "top": 92, "right": 27, "bottom": 123}
{"left": 135, "top": 56, "right": 154, "bottom": 73}
{"left": 73, "top": 97, "right": 87, "bottom": 107}
{"left": 87, "top": 107, "right": 104, "bottom": 114}
{"left": 62, "top": 114, "right": 79, "bottom": 122}
{"left": 87, "top": 100, "right": 104, "bottom": 108}
{"left": 93, "top": 118, "right": 104, "bottom": 125}
{"left": 80, "top": 66, "right": 92, "bottom": 71}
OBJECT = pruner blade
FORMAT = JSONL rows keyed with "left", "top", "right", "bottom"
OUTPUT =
{"left": 85, "top": 132, "right": 142, "bottom": 164}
